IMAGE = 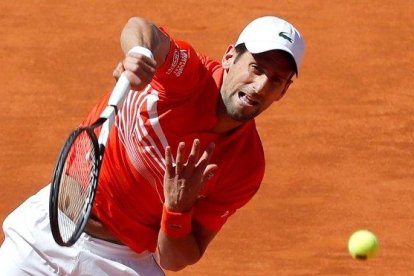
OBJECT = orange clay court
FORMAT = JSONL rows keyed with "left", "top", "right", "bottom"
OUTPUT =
{"left": 1, "top": 1, "right": 413, "bottom": 275}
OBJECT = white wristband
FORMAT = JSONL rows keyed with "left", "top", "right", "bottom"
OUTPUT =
{"left": 128, "top": 46, "right": 154, "bottom": 59}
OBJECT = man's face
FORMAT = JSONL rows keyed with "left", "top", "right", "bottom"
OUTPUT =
{"left": 220, "top": 46, "right": 295, "bottom": 122}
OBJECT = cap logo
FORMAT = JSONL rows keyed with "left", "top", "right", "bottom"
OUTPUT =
{"left": 279, "top": 32, "right": 292, "bottom": 43}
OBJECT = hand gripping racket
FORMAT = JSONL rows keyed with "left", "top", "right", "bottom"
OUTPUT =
{"left": 49, "top": 47, "right": 153, "bottom": 246}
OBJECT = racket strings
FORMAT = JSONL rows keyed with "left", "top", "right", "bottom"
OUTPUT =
{"left": 58, "top": 130, "right": 97, "bottom": 243}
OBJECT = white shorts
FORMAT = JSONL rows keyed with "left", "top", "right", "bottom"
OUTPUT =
{"left": 0, "top": 185, "right": 165, "bottom": 276}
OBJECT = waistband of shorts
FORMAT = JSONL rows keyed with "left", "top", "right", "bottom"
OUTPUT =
{"left": 38, "top": 184, "right": 154, "bottom": 260}
{"left": 79, "top": 233, "right": 153, "bottom": 260}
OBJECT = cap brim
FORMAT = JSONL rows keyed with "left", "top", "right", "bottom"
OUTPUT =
{"left": 244, "top": 41, "right": 299, "bottom": 75}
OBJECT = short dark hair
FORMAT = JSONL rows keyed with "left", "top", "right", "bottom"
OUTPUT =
{"left": 233, "top": 43, "right": 248, "bottom": 63}
{"left": 277, "top": 50, "right": 297, "bottom": 75}
{"left": 235, "top": 43, "right": 248, "bottom": 55}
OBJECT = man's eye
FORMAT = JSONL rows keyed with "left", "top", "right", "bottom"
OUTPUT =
{"left": 251, "top": 64, "right": 263, "bottom": 74}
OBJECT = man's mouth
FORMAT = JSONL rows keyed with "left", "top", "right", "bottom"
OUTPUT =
{"left": 238, "top": 92, "right": 258, "bottom": 106}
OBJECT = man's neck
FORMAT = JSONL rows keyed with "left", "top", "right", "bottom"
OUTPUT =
{"left": 212, "top": 98, "right": 244, "bottom": 134}
{"left": 212, "top": 117, "right": 243, "bottom": 134}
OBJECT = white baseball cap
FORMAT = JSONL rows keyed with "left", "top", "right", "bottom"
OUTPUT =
{"left": 235, "top": 16, "right": 305, "bottom": 74}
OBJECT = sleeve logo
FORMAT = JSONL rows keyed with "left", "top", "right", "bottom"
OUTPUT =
{"left": 166, "top": 49, "right": 189, "bottom": 77}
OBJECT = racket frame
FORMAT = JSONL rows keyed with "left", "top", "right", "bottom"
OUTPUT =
{"left": 49, "top": 127, "right": 101, "bottom": 246}
{"left": 49, "top": 46, "right": 152, "bottom": 246}
{"left": 49, "top": 89, "right": 125, "bottom": 246}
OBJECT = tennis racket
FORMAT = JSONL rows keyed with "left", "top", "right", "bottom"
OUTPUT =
{"left": 49, "top": 47, "right": 153, "bottom": 246}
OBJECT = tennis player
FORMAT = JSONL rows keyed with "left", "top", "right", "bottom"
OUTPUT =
{"left": 0, "top": 15, "right": 304, "bottom": 275}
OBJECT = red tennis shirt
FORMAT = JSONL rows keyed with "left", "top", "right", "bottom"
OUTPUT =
{"left": 83, "top": 30, "right": 265, "bottom": 254}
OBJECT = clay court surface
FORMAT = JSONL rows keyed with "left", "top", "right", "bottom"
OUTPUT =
{"left": 1, "top": 1, "right": 413, "bottom": 275}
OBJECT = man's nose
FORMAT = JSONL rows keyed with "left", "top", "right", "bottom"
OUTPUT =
{"left": 252, "top": 75, "right": 269, "bottom": 95}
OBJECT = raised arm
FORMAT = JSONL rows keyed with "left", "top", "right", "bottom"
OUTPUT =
{"left": 120, "top": 17, "right": 170, "bottom": 67}
{"left": 117, "top": 17, "right": 170, "bottom": 90}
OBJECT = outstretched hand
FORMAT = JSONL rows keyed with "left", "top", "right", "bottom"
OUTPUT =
{"left": 163, "top": 139, "right": 218, "bottom": 212}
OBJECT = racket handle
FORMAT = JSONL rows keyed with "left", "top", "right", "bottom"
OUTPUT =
{"left": 108, "top": 46, "right": 154, "bottom": 111}
{"left": 107, "top": 73, "right": 131, "bottom": 110}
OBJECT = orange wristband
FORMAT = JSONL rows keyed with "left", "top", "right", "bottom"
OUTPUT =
{"left": 161, "top": 205, "right": 193, "bottom": 238}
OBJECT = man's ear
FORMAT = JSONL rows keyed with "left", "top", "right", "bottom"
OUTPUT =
{"left": 221, "top": 45, "right": 237, "bottom": 70}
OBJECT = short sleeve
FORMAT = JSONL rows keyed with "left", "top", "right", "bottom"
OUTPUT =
{"left": 193, "top": 167, "right": 264, "bottom": 231}
{"left": 150, "top": 28, "right": 205, "bottom": 101}
{"left": 193, "top": 129, "right": 265, "bottom": 231}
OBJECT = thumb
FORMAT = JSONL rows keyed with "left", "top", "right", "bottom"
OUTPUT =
{"left": 112, "top": 62, "right": 124, "bottom": 81}
{"left": 201, "top": 164, "right": 218, "bottom": 185}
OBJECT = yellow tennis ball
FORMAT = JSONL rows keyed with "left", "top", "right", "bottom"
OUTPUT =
{"left": 348, "top": 230, "right": 379, "bottom": 260}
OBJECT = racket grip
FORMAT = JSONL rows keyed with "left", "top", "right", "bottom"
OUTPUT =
{"left": 107, "top": 73, "right": 131, "bottom": 110}
{"left": 107, "top": 46, "right": 154, "bottom": 111}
